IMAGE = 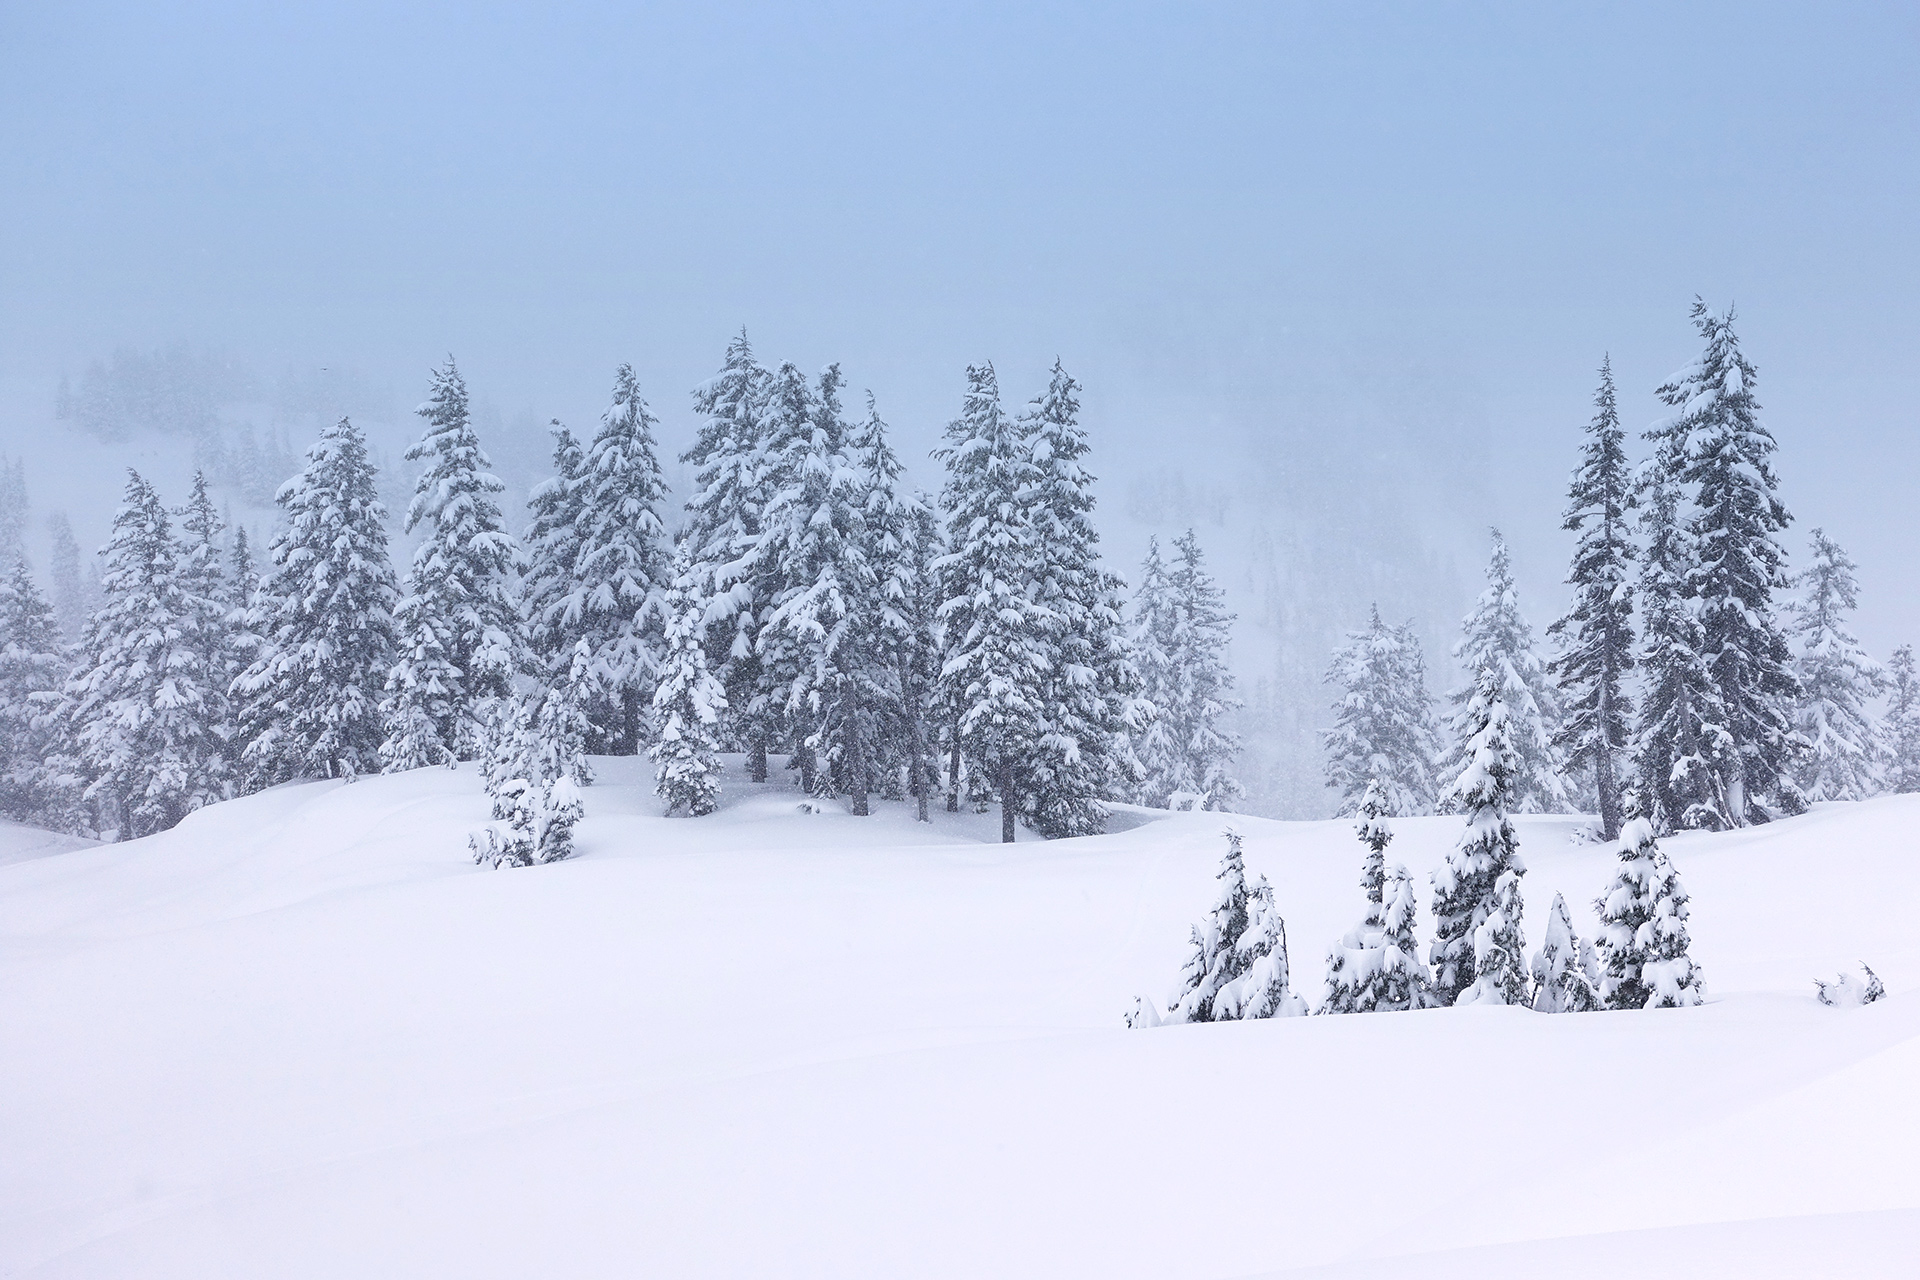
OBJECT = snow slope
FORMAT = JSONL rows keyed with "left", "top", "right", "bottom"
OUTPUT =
{"left": 3, "top": 760, "right": 1916, "bottom": 1278}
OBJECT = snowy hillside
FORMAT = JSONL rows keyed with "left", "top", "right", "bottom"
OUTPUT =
{"left": 4, "top": 761, "right": 1916, "bottom": 1278}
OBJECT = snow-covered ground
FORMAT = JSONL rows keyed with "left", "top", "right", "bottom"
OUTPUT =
{"left": 3, "top": 759, "right": 1915, "bottom": 1278}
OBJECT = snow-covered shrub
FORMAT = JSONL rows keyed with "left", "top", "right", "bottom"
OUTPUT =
{"left": 1530, "top": 891, "right": 1602, "bottom": 1013}
{"left": 1814, "top": 964, "right": 1885, "bottom": 1008}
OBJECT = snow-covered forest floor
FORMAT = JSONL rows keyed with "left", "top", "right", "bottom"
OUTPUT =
{"left": 4, "top": 760, "right": 1916, "bottom": 1278}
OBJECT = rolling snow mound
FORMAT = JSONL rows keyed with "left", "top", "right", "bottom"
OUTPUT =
{"left": 4, "top": 758, "right": 1916, "bottom": 1278}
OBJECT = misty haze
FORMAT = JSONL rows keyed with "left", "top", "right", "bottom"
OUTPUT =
{"left": 3, "top": 4, "right": 1916, "bottom": 1278}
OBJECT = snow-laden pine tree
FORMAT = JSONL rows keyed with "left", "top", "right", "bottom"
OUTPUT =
{"left": 651, "top": 546, "right": 727, "bottom": 817}
{"left": 470, "top": 662, "right": 592, "bottom": 869}
{"left": 1153, "top": 830, "right": 1306, "bottom": 1022}
{"left": 1214, "top": 875, "right": 1309, "bottom": 1020}
{"left": 1430, "top": 668, "right": 1527, "bottom": 1006}
{"left": 1442, "top": 531, "right": 1568, "bottom": 814}
{"left": 0, "top": 456, "right": 25, "bottom": 568}
{"left": 381, "top": 359, "right": 526, "bottom": 768}
{"left": 1131, "top": 529, "right": 1239, "bottom": 814}
{"left": 176, "top": 472, "right": 239, "bottom": 784}
{"left": 1595, "top": 791, "right": 1705, "bottom": 1009}
{"left": 1322, "top": 607, "right": 1442, "bottom": 816}
{"left": 66, "top": 472, "right": 230, "bottom": 837}
{"left": 1319, "top": 863, "right": 1438, "bottom": 1015}
{"left": 850, "top": 396, "right": 939, "bottom": 815}
{"left": 1786, "top": 529, "right": 1887, "bottom": 802}
{"left": 0, "top": 560, "right": 84, "bottom": 830}
{"left": 1632, "top": 466, "right": 1731, "bottom": 832}
{"left": 565, "top": 366, "right": 673, "bottom": 754}
{"left": 48, "top": 512, "right": 92, "bottom": 643}
{"left": 1530, "top": 891, "right": 1602, "bottom": 1013}
{"left": 1355, "top": 777, "right": 1392, "bottom": 909}
{"left": 235, "top": 417, "right": 400, "bottom": 785}
{"left": 521, "top": 423, "right": 589, "bottom": 674}
{"left": 935, "top": 363, "right": 1050, "bottom": 843}
{"left": 1548, "top": 357, "right": 1637, "bottom": 840}
{"left": 1656, "top": 301, "right": 1801, "bottom": 824}
{"left": 683, "top": 331, "right": 774, "bottom": 780}
{"left": 1017, "top": 361, "right": 1141, "bottom": 836}
{"left": 1885, "top": 646, "right": 1920, "bottom": 795}
{"left": 751, "top": 364, "right": 890, "bottom": 811}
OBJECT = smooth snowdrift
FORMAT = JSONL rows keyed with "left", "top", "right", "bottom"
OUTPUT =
{"left": 3, "top": 760, "right": 1916, "bottom": 1278}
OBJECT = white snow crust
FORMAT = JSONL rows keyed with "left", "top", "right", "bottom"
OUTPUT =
{"left": 3, "top": 758, "right": 1915, "bottom": 1278}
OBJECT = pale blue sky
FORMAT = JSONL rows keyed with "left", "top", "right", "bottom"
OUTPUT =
{"left": 3, "top": 1, "right": 1917, "bottom": 652}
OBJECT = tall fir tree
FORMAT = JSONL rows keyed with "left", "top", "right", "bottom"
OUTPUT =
{"left": 1430, "top": 668, "right": 1527, "bottom": 1007}
{"left": 1595, "top": 791, "right": 1705, "bottom": 1009}
{"left": 1322, "top": 606, "right": 1442, "bottom": 815}
{"left": 47, "top": 511, "right": 92, "bottom": 643}
{"left": 935, "top": 363, "right": 1050, "bottom": 843}
{"left": 381, "top": 358, "right": 526, "bottom": 768}
{"left": 0, "top": 560, "right": 84, "bottom": 830}
{"left": 1018, "top": 361, "right": 1141, "bottom": 836}
{"left": 683, "top": 330, "right": 774, "bottom": 779}
{"left": 0, "top": 456, "right": 26, "bottom": 567}
{"left": 1884, "top": 646, "right": 1920, "bottom": 795}
{"left": 853, "top": 397, "right": 941, "bottom": 817}
{"left": 1632, "top": 465, "right": 1731, "bottom": 832}
{"left": 1786, "top": 529, "right": 1887, "bottom": 802}
{"left": 651, "top": 546, "right": 727, "bottom": 817}
{"left": 176, "top": 472, "right": 239, "bottom": 784}
{"left": 566, "top": 366, "right": 673, "bottom": 753}
{"left": 1442, "top": 531, "right": 1568, "bottom": 814}
{"left": 1655, "top": 301, "right": 1801, "bottom": 824}
{"left": 1548, "top": 357, "right": 1637, "bottom": 839}
{"left": 65, "top": 473, "right": 229, "bottom": 837}
{"left": 521, "top": 423, "right": 590, "bottom": 674}
{"left": 235, "top": 418, "right": 400, "bottom": 784}
{"left": 1131, "top": 529, "right": 1240, "bottom": 814}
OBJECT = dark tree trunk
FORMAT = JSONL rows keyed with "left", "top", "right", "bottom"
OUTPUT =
{"left": 621, "top": 686, "right": 642, "bottom": 756}
{"left": 910, "top": 708, "right": 931, "bottom": 824}
{"left": 998, "top": 755, "right": 1016, "bottom": 844}
{"left": 946, "top": 734, "right": 961, "bottom": 814}
{"left": 798, "top": 742, "right": 818, "bottom": 796}
{"left": 749, "top": 735, "right": 768, "bottom": 783}
{"left": 844, "top": 691, "right": 870, "bottom": 817}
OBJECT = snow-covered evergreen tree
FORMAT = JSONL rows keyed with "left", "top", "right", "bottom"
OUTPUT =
{"left": 1319, "top": 863, "right": 1437, "bottom": 1015}
{"left": 651, "top": 547, "right": 726, "bottom": 817}
{"left": 1131, "top": 529, "right": 1239, "bottom": 814}
{"left": 749, "top": 363, "right": 887, "bottom": 810}
{"left": 1632, "top": 465, "right": 1730, "bottom": 832}
{"left": 0, "top": 560, "right": 83, "bottom": 830}
{"left": 1655, "top": 301, "right": 1800, "bottom": 824}
{"left": 1322, "top": 606, "right": 1442, "bottom": 816}
{"left": 472, "top": 649, "right": 592, "bottom": 868}
{"left": 683, "top": 331, "right": 774, "bottom": 780}
{"left": 1814, "top": 964, "right": 1884, "bottom": 1007}
{"left": 235, "top": 417, "right": 400, "bottom": 785}
{"left": 1442, "top": 531, "right": 1568, "bottom": 814}
{"left": 1548, "top": 357, "right": 1637, "bottom": 839}
{"left": 935, "top": 363, "right": 1049, "bottom": 843}
{"left": 65, "top": 472, "right": 229, "bottom": 837}
{"left": 0, "top": 456, "right": 26, "bottom": 567}
{"left": 1884, "top": 646, "right": 1920, "bottom": 795}
{"left": 176, "top": 472, "right": 239, "bottom": 782}
{"left": 848, "top": 391, "right": 939, "bottom": 816}
{"left": 1354, "top": 777, "right": 1393, "bottom": 908}
{"left": 1018, "top": 361, "right": 1141, "bottom": 836}
{"left": 381, "top": 359, "right": 526, "bottom": 768}
{"left": 1430, "top": 668, "right": 1527, "bottom": 1006}
{"left": 520, "top": 423, "right": 589, "bottom": 673}
{"left": 1530, "top": 891, "right": 1602, "bottom": 1013}
{"left": 1786, "top": 529, "right": 1886, "bottom": 802}
{"left": 566, "top": 366, "right": 673, "bottom": 754}
{"left": 47, "top": 512, "right": 92, "bottom": 643}
{"left": 1214, "top": 875, "right": 1309, "bottom": 1020}
{"left": 1595, "top": 791, "right": 1706, "bottom": 1009}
